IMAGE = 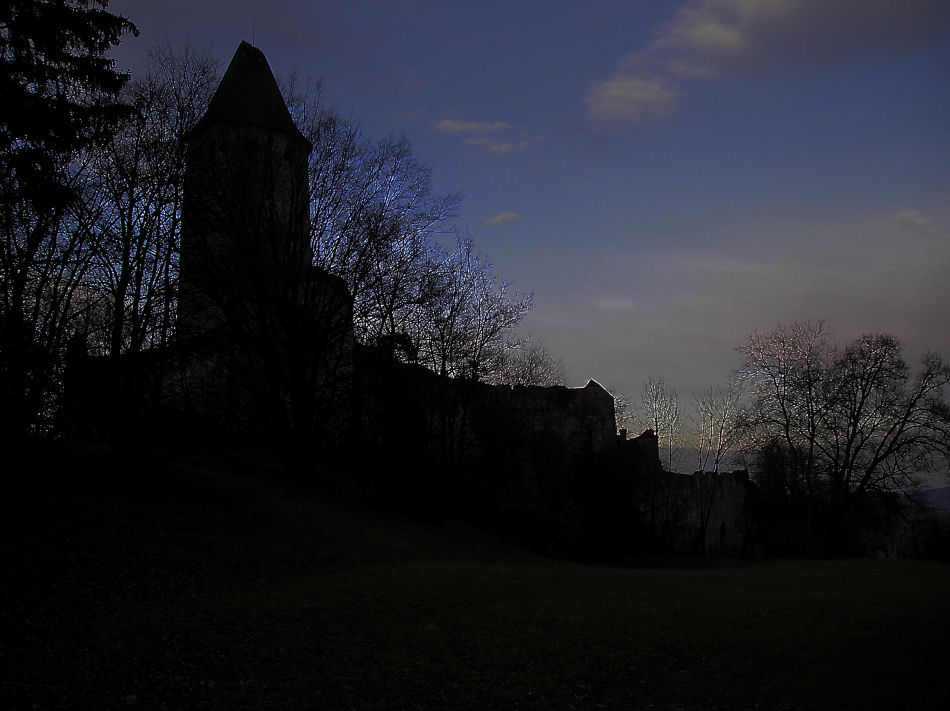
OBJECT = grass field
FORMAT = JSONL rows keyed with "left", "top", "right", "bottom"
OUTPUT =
{"left": 3, "top": 447, "right": 949, "bottom": 710}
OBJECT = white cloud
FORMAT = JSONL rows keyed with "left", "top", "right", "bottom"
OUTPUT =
{"left": 485, "top": 211, "right": 523, "bottom": 227}
{"left": 661, "top": 6, "right": 746, "bottom": 56}
{"left": 586, "top": 0, "right": 950, "bottom": 124}
{"left": 656, "top": 0, "right": 950, "bottom": 74}
{"left": 586, "top": 75, "right": 678, "bottom": 124}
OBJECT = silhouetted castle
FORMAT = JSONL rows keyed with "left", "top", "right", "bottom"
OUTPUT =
{"left": 173, "top": 41, "right": 628, "bottom": 465}
{"left": 171, "top": 41, "right": 754, "bottom": 556}
{"left": 70, "top": 42, "right": 749, "bottom": 558}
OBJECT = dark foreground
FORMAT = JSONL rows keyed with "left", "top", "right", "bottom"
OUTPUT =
{"left": 3, "top": 447, "right": 949, "bottom": 710}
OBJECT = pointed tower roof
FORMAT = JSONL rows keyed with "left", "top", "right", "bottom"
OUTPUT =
{"left": 192, "top": 41, "right": 310, "bottom": 148}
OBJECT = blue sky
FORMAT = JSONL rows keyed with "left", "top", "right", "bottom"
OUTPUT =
{"left": 110, "top": 0, "right": 950, "bottom": 403}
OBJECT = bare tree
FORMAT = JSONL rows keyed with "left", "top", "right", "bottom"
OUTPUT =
{"left": 1, "top": 160, "right": 102, "bottom": 435}
{"left": 634, "top": 375, "right": 684, "bottom": 548}
{"left": 492, "top": 335, "right": 565, "bottom": 387}
{"left": 739, "top": 320, "right": 832, "bottom": 521}
{"left": 739, "top": 322, "right": 950, "bottom": 549}
{"left": 89, "top": 44, "right": 217, "bottom": 357}
{"left": 282, "top": 76, "right": 460, "bottom": 346}
{"left": 639, "top": 375, "right": 681, "bottom": 472}
{"left": 612, "top": 389, "right": 634, "bottom": 435}
{"left": 283, "top": 73, "right": 539, "bottom": 389}
{"left": 689, "top": 380, "right": 745, "bottom": 553}
{"left": 691, "top": 381, "right": 745, "bottom": 476}
{"left": 820, "top": 336, "right": 950, "bottom": 520}
{"left": 414, "top": 234, "right": 533, "bottom": 382}
{"left": 79, "top": 45, "right": 218, "bottom": 449}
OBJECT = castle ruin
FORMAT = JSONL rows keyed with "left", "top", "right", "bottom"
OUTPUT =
{"left": 170, "top": 42, "right": 748, "bottom": 557}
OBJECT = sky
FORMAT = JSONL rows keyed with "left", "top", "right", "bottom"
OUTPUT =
{"left": 108, "top": 0, "right": 950, "bottom": 404}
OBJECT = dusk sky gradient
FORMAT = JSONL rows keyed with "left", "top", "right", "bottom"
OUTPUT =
{"left": 109, "top": 0, "right": 950, "bottom": 403}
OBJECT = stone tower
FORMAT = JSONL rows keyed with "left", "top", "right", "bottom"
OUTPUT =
{"left": 174, "top": 42, "right": 353, "bottom": 448}
{"left": 178, "top": 40, "right": 313, "bottom": 342}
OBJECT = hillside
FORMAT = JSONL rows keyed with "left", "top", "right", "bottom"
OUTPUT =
{"left": 3, "top": 445, "right": 949, "bottom": 710}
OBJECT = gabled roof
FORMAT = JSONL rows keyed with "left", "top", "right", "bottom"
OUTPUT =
{"left": 192, "top": 41, "right": 310, "bottom": 148}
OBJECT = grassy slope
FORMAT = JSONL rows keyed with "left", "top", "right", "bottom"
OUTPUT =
{"left": 3, "top": 447, "right": 949, "bottom": 710}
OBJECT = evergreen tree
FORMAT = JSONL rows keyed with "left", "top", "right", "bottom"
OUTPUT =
{"left": 1, "top": 0, "right": 137, "bottom": 444}
{"left": 1, "top": 0, "right": 137, "bottom": 207}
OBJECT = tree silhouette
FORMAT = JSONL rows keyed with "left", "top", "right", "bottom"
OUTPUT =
{"left": 740, "top": 322, "right": 950, "bottom": 552}
{"left": 1, "top": 0, "right": 136, "bottom": 445}
{"left": 689, "top": 380, "right": 745, "bottom": 553}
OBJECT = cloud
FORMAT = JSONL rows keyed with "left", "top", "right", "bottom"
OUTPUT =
{"left": 894, "top": 208, "right": 932, "bottom": 229}
{"left": 434, "top": 117, "right": 541, "bottom": 155}
{"left": 589, "top": 294, "right": 640, "bottom": 312}
{"left": 586, "top": 75, "right": 678, "bottom": 124}
{"left": 434, "top": 119, "right": 510, "bottom": 133}
{"left": 657, "top": 5, "right": 747, "bottom": 63}
{"left": 587, "top": 0, "right": 950, "bottom": 124}
{"left": 654, "top": 0, "right": 950, "bottom": 76}
{"left": 485, "top": 211, "right": 522, "bottom": 227}
{"left": 465, "top": 136, "right": 533, "bottom": 155}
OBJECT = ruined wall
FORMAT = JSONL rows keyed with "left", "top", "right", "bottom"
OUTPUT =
{"left": 353, "top": 349, "right": 624, "bottom": 515}
{"left": 354, "top": 351, "right": 618, "bottom": 469}
{"left": 506, "top": 380, "right": 617, "bottom": 456}
{"left": 352, "top": 349, "right": 753, "bottom": 556}
{"left": 631, "top": 469, "right": 750, "bottom": 556}
{"left": 695, "top": 471, "right": 750, "bottom": 555}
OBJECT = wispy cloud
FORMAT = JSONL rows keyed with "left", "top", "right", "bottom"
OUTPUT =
{"left": 588, "top": 294, "right": 640, "bottom": 312}
{"left": 465, "top": 137, "right": 533, "bottom": 155}
{"left": 587, "top": 0, "right": 950, "bottom": 125}
{"left": 435, "top": 116, "right": 542, "bottom": 155}
{"left": 586, "top": 75, "right": 678, "bottom": 124}
{"left": 434, "top": 119, "right": 511, "bottom": 133}
{"left": 485, "top": 211, "right": 523, "bottom": 227}
{"left": 894, "top": 208, "right": 932, "bottom": 229}
{"left": 657, "top": 0, "right": 950, "bottom": 76}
